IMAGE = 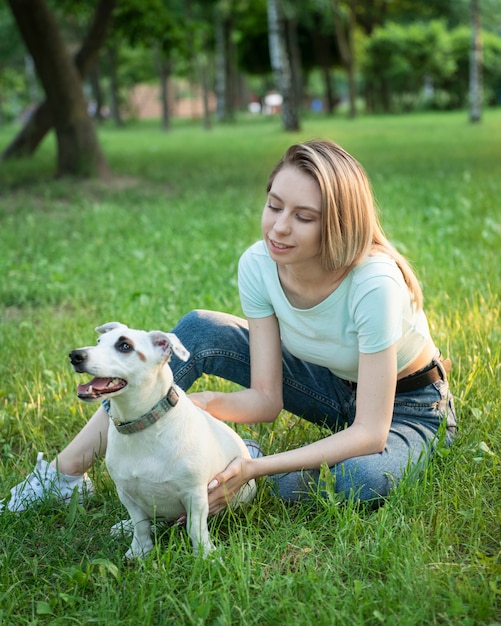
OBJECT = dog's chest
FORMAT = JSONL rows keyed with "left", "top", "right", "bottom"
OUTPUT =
{"left": 106, "top": 444, "right": 195, "bottom": 517}
{"left": 106, "top": 433, "right": 189, "bottom": 483}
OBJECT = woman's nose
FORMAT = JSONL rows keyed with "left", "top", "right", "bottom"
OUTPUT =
{"left": 273, "top": 211, "right": 291, "bottom": 234}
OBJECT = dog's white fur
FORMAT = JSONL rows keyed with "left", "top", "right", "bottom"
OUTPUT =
{"left": 70, "top": 322, "right": 256, "bottom": 559}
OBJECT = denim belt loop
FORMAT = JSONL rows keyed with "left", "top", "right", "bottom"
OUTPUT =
{"left": 435, "top": 354, "right": 452, "bottom": 381}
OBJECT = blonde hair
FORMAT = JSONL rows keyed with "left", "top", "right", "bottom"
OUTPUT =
{"left": 267, "top": 139, "right": 423, "bottom": 308}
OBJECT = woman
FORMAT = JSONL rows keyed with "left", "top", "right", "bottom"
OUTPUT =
{"left": 4, "top": 140, "right": 456, "bottom": 514}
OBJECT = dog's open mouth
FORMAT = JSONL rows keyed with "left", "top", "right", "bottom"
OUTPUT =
{"left": 77, "top": 377, "right": 127, "bottom": 400}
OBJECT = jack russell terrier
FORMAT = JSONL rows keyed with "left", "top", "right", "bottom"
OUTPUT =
{"left": 69, "top": 322, "right": 256, "bottom": 559}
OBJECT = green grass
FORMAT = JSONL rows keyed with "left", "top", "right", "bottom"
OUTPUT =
{"left": 0, "top": 110, "right": 499, "bottom": 625}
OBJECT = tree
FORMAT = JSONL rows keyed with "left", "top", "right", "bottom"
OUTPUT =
{"left": 214, "top": 7, "right": 228, "bottom": 121}
{"left": 361, "top": 21, "right": 456, "bottom": 113}
{"left": 267, "top": 0, "right": 300, "bottom": 131}
{"left": 332, "top": 0, "right": 357, "bottom": 118}
{"left": 3, "top": 0, "right": 115, "bottom": 177}
{"left": 110, "top": 0, "right": 188, "bottom": 130}
{"left": 106, "top": 43, "right": 124, "bottom": 127}
{"left": 469, "top": 0, "right": 482, "bottom": 122}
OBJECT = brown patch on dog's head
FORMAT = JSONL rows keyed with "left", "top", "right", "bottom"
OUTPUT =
{"left": 136, "top": 351, "right": 147, "bottom": 362}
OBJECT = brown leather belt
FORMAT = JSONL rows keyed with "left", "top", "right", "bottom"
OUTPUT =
{"left": 341, "top": 356, "right": 451, "bottom": 394}
{"left": 395, "top": 357, "right": 451, "bottom": 394}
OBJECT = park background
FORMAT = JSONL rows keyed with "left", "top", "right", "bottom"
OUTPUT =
{"left": 0, "top": 1, "right": 500, "bottom": 624}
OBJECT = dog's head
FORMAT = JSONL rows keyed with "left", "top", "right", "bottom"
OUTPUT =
{"left": 69, "top": 322, "right": 189, "bottom": 402}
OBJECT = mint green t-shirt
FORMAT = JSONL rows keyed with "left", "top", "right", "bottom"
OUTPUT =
{"left": 238, "top": 240, "right": 431, "bottom": 382}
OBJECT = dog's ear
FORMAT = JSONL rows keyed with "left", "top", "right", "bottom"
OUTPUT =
{"left": 96, "top": 322, "right": 128, "bottom": 335}
{"left": 148, "top": 331, "right": 190, "bottom": 362}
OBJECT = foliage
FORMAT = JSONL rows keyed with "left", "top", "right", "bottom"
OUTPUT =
{"left": 112, "top": 0, "right": 187, "bottom": 53}
{"left": 232, "top": 0, "right": 270, "bottom": 76}
{"left": 361, "top": 19, "right": 501, "bottom": 112}
{"left": 0, "top": 3, "right": 31, "bottom": 122}
{"left": 362, "top": 20, "right": 456, "bottom": 112}
{"left": 2, "top": 0, "right": 501, "bottom": 127}
{"left": 0, "top": 111, "right": 500, "bottom": 625}
{"left": 434, "top": 26, "right": 501, "bottom": 109}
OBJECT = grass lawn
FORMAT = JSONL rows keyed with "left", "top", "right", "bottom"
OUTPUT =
{"left": 0, "top": 110, "right": 499, "bottom": 625}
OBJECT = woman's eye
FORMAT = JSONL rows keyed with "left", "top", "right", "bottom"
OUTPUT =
{"left": 296, "top": 214, "right": 312, "bottom": 223}
{"left": 267, "top": 203, "right": 281, "bottom": 211}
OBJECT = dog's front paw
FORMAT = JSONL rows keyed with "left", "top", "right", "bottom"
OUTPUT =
{"left": 124, "top": 547, "right": 149, "bottom": 560}
{"left": 125, "top": 539, "right": 154, "bottom": 560}
{"left": 193, "top": 540, "right": 216, "bottom": 558}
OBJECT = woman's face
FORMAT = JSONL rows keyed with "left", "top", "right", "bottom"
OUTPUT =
{"left": 262, "top": 166, "right": 323, "bottom": 268}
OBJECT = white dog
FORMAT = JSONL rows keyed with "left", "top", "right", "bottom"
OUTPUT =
{"left": 69, "top": 322, "right": 256, "bottom": 559}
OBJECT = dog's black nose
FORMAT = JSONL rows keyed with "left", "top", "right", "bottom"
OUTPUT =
{"left": 69, "top": 349, "right": 87, "bottom": 366}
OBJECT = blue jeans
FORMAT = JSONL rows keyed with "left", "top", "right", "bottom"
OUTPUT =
{"left": 169, "top": 310, "right": 457, "bottom": 504}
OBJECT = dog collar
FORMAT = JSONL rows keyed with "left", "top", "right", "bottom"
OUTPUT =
{"left": 102, "top": 386, "right": 180, "bottom": 435}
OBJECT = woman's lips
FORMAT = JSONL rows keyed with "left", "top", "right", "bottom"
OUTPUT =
{"left": 269, "top": 238, "right": 293, "bottom": 253}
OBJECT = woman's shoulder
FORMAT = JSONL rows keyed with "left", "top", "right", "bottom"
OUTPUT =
{"left": 239, "top": 240, "right": 272, "bottom": 271}
{"left": 351, "top": 253, "right": 403, "bottom": 285}
{"left": 241, "top": 240, "right": 269, "bottom": 259}
{"left": 238, "top": 240, "right": 277, "bottom": 317}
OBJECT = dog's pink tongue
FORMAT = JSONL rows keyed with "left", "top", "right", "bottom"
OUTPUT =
{"left": 77, "top": 377, "right": 127, "bottom": 400}
{"left": 78, "top": 377, "right": 112, "bottom": 395}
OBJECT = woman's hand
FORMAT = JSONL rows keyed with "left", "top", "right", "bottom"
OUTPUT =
{"left": 207, "top": 456, "right": 252, "bottom": 516}
{"left": 187, "top": 391, "right": 215, "bottom": 411}
{"left": 175, "top": 456, "right": 254, "bottom": 525}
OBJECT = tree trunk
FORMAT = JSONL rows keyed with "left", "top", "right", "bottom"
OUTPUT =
{"left": 310, "top": 18, "right": 338, "bottom": 114}
{"left": 155, "top": 48, "right": 171, "bottom": 132}
{"left": 332, "top": 0, "right": 357, "bottom": 118}
{"left": 346, "top": 0, "right": 357, "bottom": 118}
{"left": 198, "top": 54, "right": 212, "bottom": 130}
{"left": 267, "top": 0, "right": 300, "bottom": 131}
{"left": 214, "top": 9, "right": 227, "bottom": 122}
{"left": 226, "top": 17, "right": 238, "bottom": 121}
{"left": 2, "top": 0, "right": 115, "bottom": 175}
{"left": 469, "top": 0, "right": 482, "bottom": 123}
{"left": 215, "top": 9, "right": 236, "bottom": 123}
{"left": 322, "top": 66, "right": 336, "bottom": 114}
{"left": 89, "top": 63, "right": 105, "bottom": 121}
{"left": 107, "top": 44, "right": 123, "bottom": 127}
{"left": 286, "top": 15, "right": 303, "bottom": 113}
{"left": 1, "top": 100, "right": 54, "bottom": 160}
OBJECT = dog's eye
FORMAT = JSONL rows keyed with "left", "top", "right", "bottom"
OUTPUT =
{"left": 117, "top": 340, "right": 133, "bottom": 353}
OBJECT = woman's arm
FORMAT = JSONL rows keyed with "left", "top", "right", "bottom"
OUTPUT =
{"left": 53, "top": 404, "right": 110, "bottom": 474}
{"left": 189, "top": 315, "right": 284, "bottom": 424}
{"left": 207, "top": 345, "right": 398, "bottom": 513}
{"left": 253, "top": 346, "right": 396, "bottom": 470}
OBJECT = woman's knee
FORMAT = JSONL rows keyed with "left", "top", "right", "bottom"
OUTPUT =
{"left": 173, "top": 309, "right": 216, "bottom": 335}
{"left": 170, "top": 309, "right": 251, "bottom": 389}
{"left": 173, "top": 309, "right": 247, "bottom": 347}
{"left": 172, "top": 310, "right": 222, "bottom": 352}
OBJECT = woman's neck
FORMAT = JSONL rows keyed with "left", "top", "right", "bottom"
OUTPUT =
{"left": 277, "top": 262, "right": 351, "bottom": 309}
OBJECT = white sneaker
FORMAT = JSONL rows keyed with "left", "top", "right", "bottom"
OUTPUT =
{"left": 110, "top": 518, "right": 135, "bottom": 537}
{"left": 2, "top": 452, "right": 94, "bottom": 512}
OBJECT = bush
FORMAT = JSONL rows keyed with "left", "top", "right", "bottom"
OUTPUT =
{"left": 361, "top": 20, "right": 501, "bottom": 112}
